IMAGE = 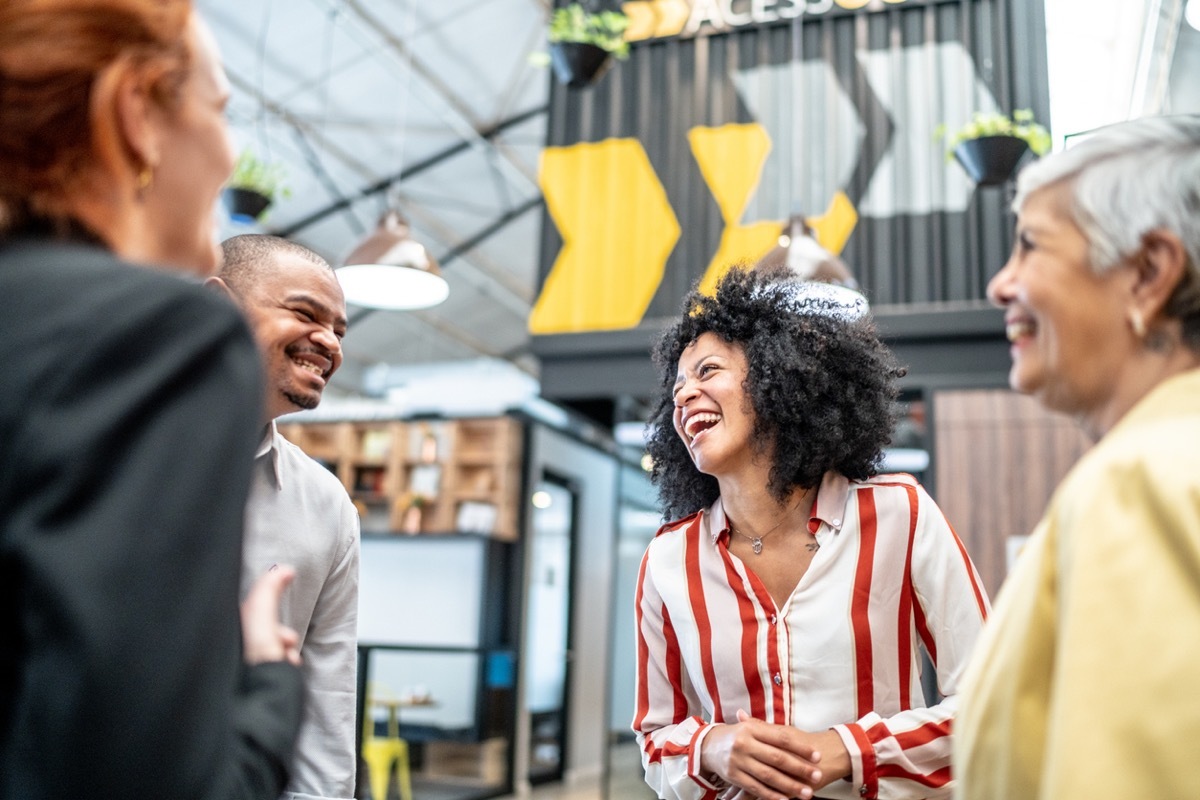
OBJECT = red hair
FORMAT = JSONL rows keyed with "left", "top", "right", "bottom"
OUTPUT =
{"left": 0, "top": 0, "right": 192, "bottom": 232}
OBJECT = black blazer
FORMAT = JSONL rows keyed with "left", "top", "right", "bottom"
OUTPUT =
{"left": 0, "top": 239, "right": 302, "bottom": 799}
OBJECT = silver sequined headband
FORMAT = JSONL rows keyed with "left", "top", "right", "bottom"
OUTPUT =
{"left": 767, "top": 280, "right": 870, "bottom": 321}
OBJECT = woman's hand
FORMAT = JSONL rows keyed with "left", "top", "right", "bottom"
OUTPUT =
{"left": 240, "top": 565, "right": 302, "bottom": 666}
{"left": 699, "top": 710, "right": 831, "bottom": 800}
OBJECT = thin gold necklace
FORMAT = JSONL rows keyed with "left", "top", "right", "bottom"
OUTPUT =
{"left": 729, "top": 489, "right": 813, "bottom": 555}
{"left": 730, "top": 519, "right": 786, "bottom": 555}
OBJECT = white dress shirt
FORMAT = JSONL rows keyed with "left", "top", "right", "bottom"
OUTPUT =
{"left": 635, "top": 472, "right": 988, "bottom": 800}
{"left": 242, "top": 423, "right": 361, "bottom": 800}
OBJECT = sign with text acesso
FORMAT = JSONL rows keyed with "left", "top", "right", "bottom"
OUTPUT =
{"left": 623, "top": 0, "right": 917, "bottom": 42}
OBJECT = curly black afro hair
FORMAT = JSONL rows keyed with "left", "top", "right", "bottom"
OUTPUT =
{"left": 646, "top": 266, "right": 906, "bottom": 521}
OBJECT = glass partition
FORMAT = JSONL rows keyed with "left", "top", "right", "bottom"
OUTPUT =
{"left": 605, "top": 464, "right": 660, "bottom": 800}
{"left": 524, "top": 476, "right": 577, "bottom": 785}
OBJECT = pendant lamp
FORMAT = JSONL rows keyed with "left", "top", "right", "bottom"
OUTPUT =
{"left": 336, "top": 210, "right": 449, "bottom": 310}
{"left": 755, "top": 213, "right": 858, "bottom": 288}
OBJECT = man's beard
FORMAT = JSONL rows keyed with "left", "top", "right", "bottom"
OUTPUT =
{"left": 284, "top": 389, "right": 320, "bottom": 410}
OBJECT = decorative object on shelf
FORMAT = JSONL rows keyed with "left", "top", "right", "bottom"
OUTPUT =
{"left": 222, "top": 148, "right": 290, "bottom": 223}
{"left": 419, "top": 425, "right": 440, "bottom": 463}
{"left": 937, "top": 109, "right": 1051, "bottom": 186}
{"left": 337, "top": 210, "right": 450, "bottom": 310}
{"left": 354, "top": 466, "right": 386, "bottom": 494}
{"left": 456, "top": 501, "right": 498, "bottom": 535}
{"left": 398, "top": 493, "right": 428, "bottom": 535}
{"left": 545, "top": 3, "right": 630, "bottom": 89}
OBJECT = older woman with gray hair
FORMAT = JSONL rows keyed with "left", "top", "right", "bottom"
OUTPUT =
{"left": 955, "top": 115, "right": 1200, "bottom": 799}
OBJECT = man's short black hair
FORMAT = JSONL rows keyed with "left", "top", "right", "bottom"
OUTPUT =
{"left": 219, "top": 234, "right": 331, "bottom": 295}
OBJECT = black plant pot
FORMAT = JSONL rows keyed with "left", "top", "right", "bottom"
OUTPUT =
{"left": 222, "top": 187, "right": 272, "bottom": 223}
{"left": 549, "top": 42, "right": 613, "bottom": 89}
{"left": 953, "top": 136, "right": 1030, "bottom": 186}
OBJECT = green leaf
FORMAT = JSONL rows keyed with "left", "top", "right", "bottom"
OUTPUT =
{"left": 225, "top": 148, "right": 291, "bottom": 200}
{"left": 934, "top": 109, "right": 1052, "bottom": 159}
{"left": 545, "top": 3, "right": 631, "bottom": 60}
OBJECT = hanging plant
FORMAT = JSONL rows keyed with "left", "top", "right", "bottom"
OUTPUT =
{"left": 543, "top": 3, "right": 630, "bottom": 89}
{"left": 222, "top": 148, "right": 291, "bottom": 223}
{"left": 936, "top": 109, "right": 1052, "bottom": 186}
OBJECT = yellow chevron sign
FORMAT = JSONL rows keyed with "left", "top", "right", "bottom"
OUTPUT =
{"left": 623, "top": 0, "right": 690, "bottom": 41}
{"left": 530, "top": 139, "right": 681, "bottom": 334}
{"left": 688, "top": 124, "right": 781, "bottom": 295}
{"left": 531, "top": 124, "right": 859, "bottom": 334}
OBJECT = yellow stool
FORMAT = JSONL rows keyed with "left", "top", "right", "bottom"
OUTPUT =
{"left": 362, "top": 696, "right": 412, "bottom": 800}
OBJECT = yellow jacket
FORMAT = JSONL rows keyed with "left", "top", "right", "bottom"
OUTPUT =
{"left": 956, "top": 368, "right": 1200, "bottom": 799}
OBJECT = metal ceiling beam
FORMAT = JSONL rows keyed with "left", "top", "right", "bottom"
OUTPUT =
{"left": 338, "top": 0, "right": 543, "bottom": 194}
{"left": 275, "top": 105, "right": 547, "bottom": 237}
{"left": 225, "top": 70, "right": 379, "bottom": 179}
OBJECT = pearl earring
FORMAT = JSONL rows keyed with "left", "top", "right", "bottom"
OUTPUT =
{"left": 1129, "top": 308, "right": 1146, "bottom": 339}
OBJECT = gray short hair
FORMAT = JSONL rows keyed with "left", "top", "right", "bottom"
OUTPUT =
{"left": 1013, "top": 115, "right": 1200, "bottom": 345}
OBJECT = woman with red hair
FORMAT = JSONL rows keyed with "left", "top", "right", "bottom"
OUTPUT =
{"left": 0, "top": 2, "right": 303, "bottom": 797}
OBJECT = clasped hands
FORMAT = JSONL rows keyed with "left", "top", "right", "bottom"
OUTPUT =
{"left": 700, "top": 710, "right": 851, "bottom": 800}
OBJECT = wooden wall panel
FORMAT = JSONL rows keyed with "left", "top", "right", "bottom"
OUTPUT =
{"left": 932, "top": 389, "right": 1092, "bottom": 598}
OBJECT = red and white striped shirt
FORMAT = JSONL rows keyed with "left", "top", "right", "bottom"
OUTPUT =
{"left": 634, "top": 472, "right": 988, "bottom": 800}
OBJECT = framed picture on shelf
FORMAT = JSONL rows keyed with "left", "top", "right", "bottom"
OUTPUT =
{"left": 360, "top": 428, "right": 392, "bottom": 460}
{"left": 456, "top": 501, "right": 497, "bottom": 535}
{"left": 409, "top": 464, "right": 442, "bottom": 499}
{"left": 354, "top": 466, "right": 386, "bottom": 493}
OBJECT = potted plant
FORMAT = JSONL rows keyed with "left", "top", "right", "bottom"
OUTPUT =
{"left": 937, "top": 109, "right": 1052, "bottom": 186}
{"left": 223, "top": 149, "right": 290, "bottom": 223}
{"left": 546, "top": 3, "right": 630, "bottom": 89}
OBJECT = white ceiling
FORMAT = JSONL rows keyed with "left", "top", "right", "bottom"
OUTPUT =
{"left": 202, "top": 0, "right": 1200, "bottom": 407}
{"left": 202, "top": 0, "right": 552, "bottom": 398}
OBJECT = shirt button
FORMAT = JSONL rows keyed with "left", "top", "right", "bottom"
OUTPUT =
{"left": 832, "top": 518, "right": 842, "bottom": 526}
{"left": 860, "top": 785, "right": 868, "bottom": 796}
{"left": 769, "top": 614, "right": 777, "bottom": 625}
{"left": 773, "top": 673, "right": 782, "bottom": 686}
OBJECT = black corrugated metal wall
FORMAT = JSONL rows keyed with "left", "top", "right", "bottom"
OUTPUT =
{"left": 535, "top": 0, "right": 1050, "bottom": 321}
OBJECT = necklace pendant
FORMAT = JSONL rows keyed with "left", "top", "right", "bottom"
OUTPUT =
{"left": 751, "top": 538, "right": 763, "bottom": 555}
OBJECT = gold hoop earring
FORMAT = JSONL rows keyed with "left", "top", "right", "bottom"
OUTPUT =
{"left": 1129, "top": 308, "right": 1146, "bottom": 339}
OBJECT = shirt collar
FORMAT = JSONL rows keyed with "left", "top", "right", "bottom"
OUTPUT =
{"left": 255, "top": 420, "right": 284, "bottom": 490}
{"left": 708, "top": 470, "right": 849, "bottom": 547}
{"left": 1108, "top": 366, "right": 1200, "bottom": 437}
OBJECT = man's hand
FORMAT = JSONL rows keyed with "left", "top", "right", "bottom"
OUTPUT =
{"left": 240, "top": 565, "right": 302, "bottom": 666}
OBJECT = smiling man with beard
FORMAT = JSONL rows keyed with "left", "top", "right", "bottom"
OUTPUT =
{"left": 212, "top": 235, "right": 361, "bottom": 800}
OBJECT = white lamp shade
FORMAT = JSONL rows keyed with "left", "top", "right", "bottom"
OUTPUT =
{"left": 337, "top": 210, "right": 449, "bottom": 310}
{"left": 336, "top": 263, "right": 449, "bottom": 310}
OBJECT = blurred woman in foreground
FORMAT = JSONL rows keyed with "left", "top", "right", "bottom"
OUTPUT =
{"left": 955, "top": 115, "right": 1200, "bottom": 799}
{"left": 0, "top": 1, "right": 302, "bottom": 797}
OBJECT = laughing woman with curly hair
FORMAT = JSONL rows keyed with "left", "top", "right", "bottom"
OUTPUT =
{"left": 633, "top": 267, "right": 989, "bottom": 800}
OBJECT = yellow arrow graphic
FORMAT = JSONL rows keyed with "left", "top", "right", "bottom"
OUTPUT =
{"left": 806, "top": 190, "right": 858, "bottom": 255}
{"left": 531, "top": 139, "right": 681, "bottom": 333}
{"left": 624, "top": 0, "right": 690, "bottom": 41}
{"left": 688, "top": 123, "right": 781, "bottom": 295}
{"left": 653, "top": 0, "right": 690, "bottom": 37}
{"left": 622, "top": 1, "right": 659, "bottom": 42}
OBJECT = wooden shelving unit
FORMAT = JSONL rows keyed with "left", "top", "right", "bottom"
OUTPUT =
{"left": 279, "top": 417, "right": 523, "bottom": 540}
